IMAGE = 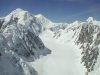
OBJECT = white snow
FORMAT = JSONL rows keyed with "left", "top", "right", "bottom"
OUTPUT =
{"left": 86, "top": 17, "right": 94, "bottom": 23}
{"left": 29, "top": 31, "right": 86, "bottom": 75}
{"left": 35, "top": 14, "right": 54, "bottom": 29}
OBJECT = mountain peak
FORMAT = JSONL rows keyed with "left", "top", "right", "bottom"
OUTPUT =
{"left": 10, "top": 8, "right": 27, "bottom": 15}
{"left": 35, "top": 14, "right": 44, "bottom": 18}
{"left": 14, "top": 8, "right": 25, "bottom": 12}
{"left": 86, "top": 17, "right": 94, "bottom": 23}
{"left": 34, "top": 14, "right": 54, "bottom": 29}
{"left": 4, "top": 8, "right": 33, "bottom": 25}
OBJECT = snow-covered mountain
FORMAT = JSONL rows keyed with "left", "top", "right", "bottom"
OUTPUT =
{"left": 0, "top": 8, "right": 100, "bottom": 75}
{"left": 34, "top": 14, "right": 54, "bottom": 29}
{"left": 0, "top": 8, "right": 51, "bottom": 75}
{"left": 33, "top": 15, "right": 100, "bottom": 75}
{"left": 49, "top": 17, "right": 100, "bottom": 75}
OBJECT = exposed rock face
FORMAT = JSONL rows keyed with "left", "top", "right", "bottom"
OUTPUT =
{"left": 76, "top": 22, "right": 99, "bottom": 74}
{"left": 51, "top": 17, "right": 100, "bottom": 75}
{"left": 0, "top": 8, "right": 51, "bottom": 75}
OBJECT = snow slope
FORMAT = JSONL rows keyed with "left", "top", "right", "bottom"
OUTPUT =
{"left": 50, "top": 17, "right": 100, "bottom": 75}
{"left": 30, "top": 17, "right": 100, "bottom": 75}
{"left": 30, "top": 34, "right": 86, "bottom": 75}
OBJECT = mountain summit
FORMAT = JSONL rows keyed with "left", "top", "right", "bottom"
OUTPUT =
{"left": 86, "top": 17, "right": 94, "bottom": 23}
